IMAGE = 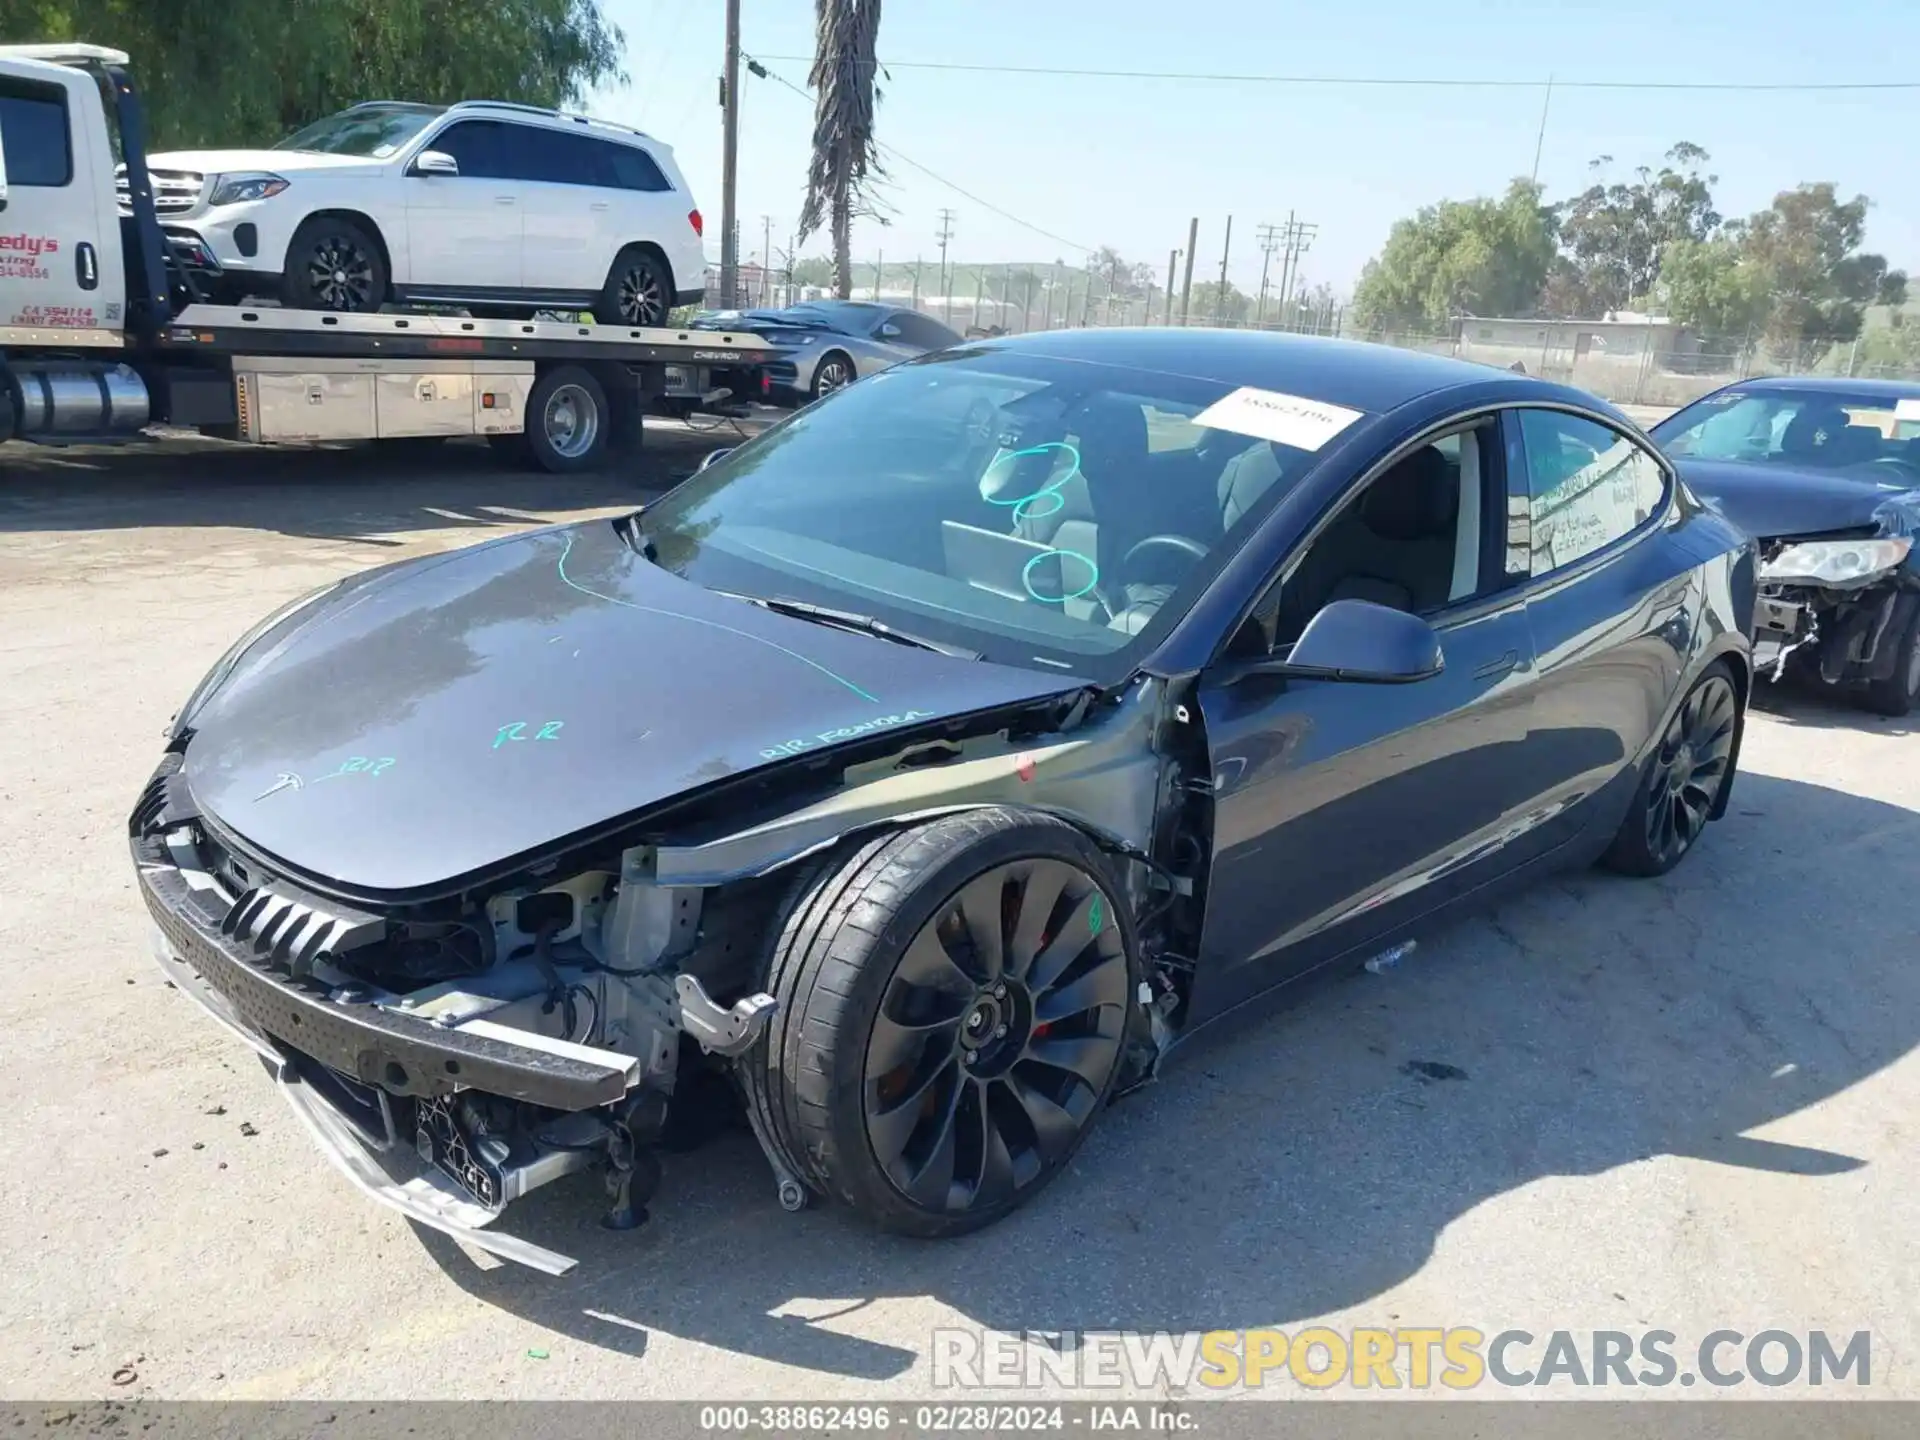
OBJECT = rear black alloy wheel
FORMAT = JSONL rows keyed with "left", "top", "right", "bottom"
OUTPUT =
{"left": 1603, "top": 664, "right": 1740, "bottom": 876}
{"left": 593, "top": 248, "right": 671, "bottom": 327}
{"left": 811, "top": 353, "right": 855, "bottom": 399}
{"left": 745, "top": 809, "right": 1137, "bottom": 1237}
{"left": 283, "top": 219, "right": 386, "bottom": 312}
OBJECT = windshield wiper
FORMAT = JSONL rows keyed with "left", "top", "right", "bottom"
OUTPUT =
{"left": 716, "top": 592, "right": 981, "bottom": 659}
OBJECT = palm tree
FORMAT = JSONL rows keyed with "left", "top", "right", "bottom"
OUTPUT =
{"left": 797, "top": 0, "right": 884, "bottom": 299}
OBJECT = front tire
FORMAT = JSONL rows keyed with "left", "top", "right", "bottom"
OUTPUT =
{"left": 1861, "top": 596, "right": 1920, "bottom": 717}
{"left": 746, "top": 809, "right": 1137, "bottom": 1237}
{"left": 1600, "top": 661, "right": 1741, "bottom": 877}
{"left": 281, "top": 217, "right": 387, "bottom": 313}
{"left": 811, "top": 351, "right": 856, "bottom": 400}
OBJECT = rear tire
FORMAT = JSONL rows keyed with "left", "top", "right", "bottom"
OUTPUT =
{"left": 1600, "top": 661, "right": 1741, "bottom": 877}
{"left": 744, "top": 809, "right": 1137, "bottom": 1238}
{"left": 1861, "top": 596, "right": 1920, "bottom": 717}
{"left": 592, "top": 247, "right": 673, "bottom": 327}
{"left": 524, "top": 365, "right": 610, "bottom": 473}
{"left": 281, "top": 217, "right": 387, "bottom": 313}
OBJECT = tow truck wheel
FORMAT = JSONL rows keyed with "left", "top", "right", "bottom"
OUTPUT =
{"left": 1862, "top": 597, "right": 1920, "bottom": 717}
{"left": 747, "top": 809, "right": 1137, "bottom": 1238}
{"left": 525, "top": 365, "right": 611, "bottom": 473}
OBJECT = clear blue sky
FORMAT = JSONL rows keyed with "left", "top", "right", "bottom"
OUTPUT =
{"left": 592, "top": 0, "right": 1918, "bottom": 297}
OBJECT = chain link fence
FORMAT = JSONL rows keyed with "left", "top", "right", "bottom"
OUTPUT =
{"left": 703, "top": 263, "right": 1919, "bottom": 411}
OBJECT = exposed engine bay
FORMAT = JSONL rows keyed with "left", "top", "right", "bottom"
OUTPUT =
{"left": 135, "top": 675, "right": 1214, "bottom": 1274}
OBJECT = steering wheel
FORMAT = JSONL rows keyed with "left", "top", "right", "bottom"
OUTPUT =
{"left": 1122, "top": 534, "right": 1210, "bottom": 575}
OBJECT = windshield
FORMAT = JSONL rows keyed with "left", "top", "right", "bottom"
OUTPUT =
{"left": 273, "top": 105, "right": 442, "bottom": 158}
{"left": 636, "top": 350, "right": 1327, "bottom": 681}
{"left": 1653, "top": 387, "right": 1920, "bottom": 473}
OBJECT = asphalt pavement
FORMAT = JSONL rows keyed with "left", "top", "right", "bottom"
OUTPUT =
{"left": 1, "top": 425, "right": 1913, "bottom": 1402}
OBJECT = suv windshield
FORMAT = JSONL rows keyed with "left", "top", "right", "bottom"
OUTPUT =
{"left": 636, "top": 350, "right": 1327, "bottom": 681}
{"left": 1653, "top": 387, "right": 1920, "bottom": 473}
{"left": 274, "top": 105, "right": 443, "bottom": 158}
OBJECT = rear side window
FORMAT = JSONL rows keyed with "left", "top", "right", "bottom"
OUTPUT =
{"left": 887, "top": 311, "right": 961, "bottom": 351}
{"left": 1515, "top": 409, "right": 1668, "bottom": 575}
{"left": 0, "top": 78, "right": 73, "bottom": 187}
{"left": 597, "top": 138, "right": 672, "bottom": 192}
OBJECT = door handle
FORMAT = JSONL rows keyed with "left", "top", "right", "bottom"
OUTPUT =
{"left": 494, "top": 195, "right": 517, "bottom": 205}
{"left": 590, "top": 201, "right": 610, "bottom": 211}
{"left": 1473, "top": 648, "right": 1521, "bottom": 680}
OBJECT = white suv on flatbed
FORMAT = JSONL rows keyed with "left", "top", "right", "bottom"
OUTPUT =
{"left": 126, "top": 100, "right": 706, "bottom": 323}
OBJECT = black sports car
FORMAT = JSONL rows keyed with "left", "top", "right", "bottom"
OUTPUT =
{"left": 1651, "top": 376, "right": 1920, "bottom": 715}
{"left": 133, "top": 329, "right": 1754, "bottom": 1273}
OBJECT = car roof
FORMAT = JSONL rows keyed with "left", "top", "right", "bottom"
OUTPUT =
{"left": 1711, "top": 374, "right": 1920, "bottom": 400}
{"left": 971, "top": 327, "right": 1562, "bottom": 413}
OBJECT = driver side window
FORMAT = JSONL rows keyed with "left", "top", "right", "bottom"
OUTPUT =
{"left": 1259, "top": 421, "right": 1502, "bottom": 652}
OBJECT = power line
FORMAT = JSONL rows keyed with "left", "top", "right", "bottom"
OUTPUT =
{"left": 752, "top": 54, "right": 1920, "bottom": 93}
{"left": 744, "top": 55, "right": 1096, "bottom": 255}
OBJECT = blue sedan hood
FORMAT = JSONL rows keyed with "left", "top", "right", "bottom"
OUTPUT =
{"left": 1678, "top": 458, "right": 1912, "bottom": 540}
{"left": 180, "top": 521, "right": 1083, "bottom": 895}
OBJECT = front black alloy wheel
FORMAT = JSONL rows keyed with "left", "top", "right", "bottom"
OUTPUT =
{"left": 282, "top": 218, "right": 386, "bottom": 312}
{"left": 1602, "top": 663, "right": 1741, "bottom": 876}
{"left": 745, "top": 809, "right": 1137, "bottom": 1237}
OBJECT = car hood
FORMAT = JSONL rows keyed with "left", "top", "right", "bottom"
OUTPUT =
{"left": 180, "top": 521, "right": 1086, "bottom": 895}
{"left": 1676, "top": 459, "right": 1914, "bottom": 540}
{"left": 691, "top": 309, "right": 837, "bottom": 337}
{"left": 145, "top": 147, "right": 384, "bottom": 177}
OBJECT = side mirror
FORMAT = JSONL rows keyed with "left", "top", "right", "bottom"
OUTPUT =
{"left": 410, "top": 150, "right": 459, "bottom": 178}
{"left": 697, "top": 447, "right": 733, "bottom": 473}
{"left": 877, "top": 323, "right": 902, "bottom": 339}
{"left": 1241, "top": 599, "right": 1445, "bottom": 684}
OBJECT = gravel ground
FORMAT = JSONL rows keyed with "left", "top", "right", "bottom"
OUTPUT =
{"left": 0, "top": 425, "right": 1914, "bottom": 1402}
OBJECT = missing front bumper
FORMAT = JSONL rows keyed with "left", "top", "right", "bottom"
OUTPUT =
{"left": 147, "top": 927, "right": 586, "bottom": 1274}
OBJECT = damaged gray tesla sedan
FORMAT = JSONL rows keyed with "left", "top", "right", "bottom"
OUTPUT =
{"left": 133, "top": 329, "right": 1754, "bottom": 1273}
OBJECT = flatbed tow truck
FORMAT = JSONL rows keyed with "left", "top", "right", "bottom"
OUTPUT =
{"left": 0, "top": 45, "right": 773, "bottom": 472}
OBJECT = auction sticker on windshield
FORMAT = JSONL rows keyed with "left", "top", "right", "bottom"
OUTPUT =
{"left": 1895, "top": 398, "right": 1920, "bottom": 421}
{"left": 1194, "top": 386, "right": 1365, "bottom": 451}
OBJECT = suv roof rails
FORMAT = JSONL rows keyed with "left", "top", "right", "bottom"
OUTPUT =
{"left": 444, "top": 98, "right": 654, "bottom": 141}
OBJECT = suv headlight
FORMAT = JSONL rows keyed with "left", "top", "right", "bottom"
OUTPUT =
{"left": 1759, "top": 536, "right": 1913, "bottom": 587}
{"left": 208, "top": 172, "right": 290, "bottom": 206}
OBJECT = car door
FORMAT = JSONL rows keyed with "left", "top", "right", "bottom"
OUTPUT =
{"left": 1188, "top": 416, "right": 1547, "bottom": 1023}
{"left": 401, "top": 119, "right": 523, "bottom": 293}
{"left": 509, "top": 125, "right": 603, "bottom": 299}
{"left": 1504, "top": 406, "right": 1698, "bottom": 848}
{"left": 885, "top": 309, "right": 962, "bottom": 360}
{"left": 0, "top": 66, "right": 121, "bottom": 331}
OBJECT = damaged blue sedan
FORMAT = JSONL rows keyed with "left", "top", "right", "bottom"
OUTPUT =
{"left": 134, "top": 329, "right": 1754, "bottom": 1272}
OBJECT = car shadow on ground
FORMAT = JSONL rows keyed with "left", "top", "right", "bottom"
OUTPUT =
{"left": 1747, "top": 675, "right": 1917, "bottom": 738}
{"left": 411, "top": 770, "right": 1917, "bottom": 1379}
{"left": 0, "top": 421, "right": 753, "bottom": 545}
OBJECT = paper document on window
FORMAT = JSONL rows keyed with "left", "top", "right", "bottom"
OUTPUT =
{"left": 1895, "top": 398, "right": 1920, "bottom": 421}
{"left": 1192, "top": 387, "right": 1365, "bottom": 452}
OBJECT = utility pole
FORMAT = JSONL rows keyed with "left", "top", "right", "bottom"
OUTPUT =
{"left": 1022, "top": 272, "right": 1035, "bottom": 331}
{"left": 1079, "top": 257, "right": 1094, "bottom": 327}
{"left": 935, "top": 209, "right": 957, "bottom": 310}
{"left": 1179, "top": 217, "right": 1198, "bottom": 326}
{"left": 872, "top": 249, "right": 882, "bottom": 301}
{"left": 786, "top": 230, "right": 797, "bottom": 303}
{"left": 717, "top": 0, "right": 741, "bottom": 306}
{"left": 1283, "top": 218, "right": 1319, "bottom": 330}
{"left": 1165, "top": 249, "right": 1178, "bottom": 325}
{"left": 1214, "top": 216, "right": 1233, "bottom": 324}
{"left": 911, "top": 256, "right": 922, "bottom": 310}
{"left": 974, "top": 268, "right": 985, "bottom": 329}
{"left": 1043, "top": 262, "right": 1060, "bottom": 329}
{"left": 759, "top": 215, "right": 773, "bottom": 304}
{"left": 1254, "top": 221, "right": 1280, "bottom": 327}
{"left": 1531, "top": 75, "right": 1554, "bottom": 186}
